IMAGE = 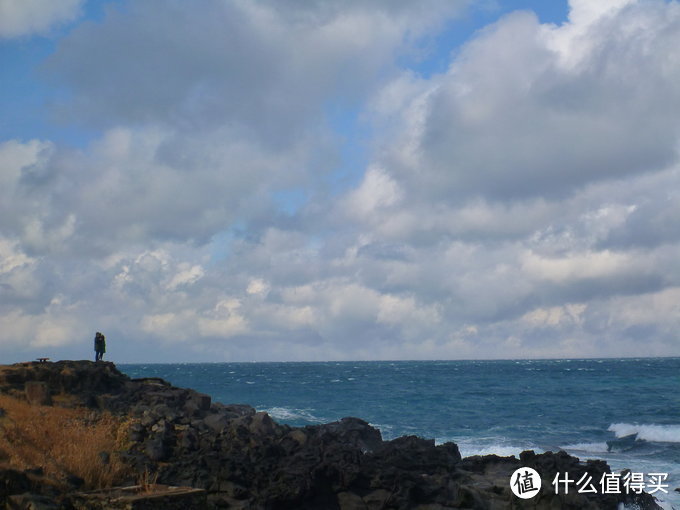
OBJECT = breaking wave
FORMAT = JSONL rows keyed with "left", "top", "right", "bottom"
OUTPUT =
{"left": 608, "top": 423, "right": 680, "bottom": 443}
{"left": 262, "top": 406, "right": 326, "bottom": 424}
{"left": 561, "top": 442, "right": 610, "bottom": 454}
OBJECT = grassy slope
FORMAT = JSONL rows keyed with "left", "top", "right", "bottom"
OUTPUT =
{"left": 0, "top": 393, "right": 131, "bottom": 489}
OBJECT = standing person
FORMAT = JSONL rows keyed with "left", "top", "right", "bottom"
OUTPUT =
{"left": 94, "top": 331, "right": 106, "bottom": 361}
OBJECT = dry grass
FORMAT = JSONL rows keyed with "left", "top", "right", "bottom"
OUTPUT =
{"left": 137, "top": 467, "right": 160, "bottom": 494}
{"left": 0, "top": 393, "right": 132, "bottom": 489}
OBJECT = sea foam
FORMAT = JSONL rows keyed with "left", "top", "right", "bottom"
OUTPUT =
{"left": 561, "top": 442, "right": 610, "bottom": 454}
{"left": 454, "top": 444, "right": 545, "bottom": 458}
{"left": 608, "top": 423, "right": 680, "bottom": 443}
{"left": 263, "top": 406, "right": 326, "bottom": 423}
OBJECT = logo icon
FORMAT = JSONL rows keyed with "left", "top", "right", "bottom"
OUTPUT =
{"left": 510, "top": 467, "right": 541, "bottom": 499}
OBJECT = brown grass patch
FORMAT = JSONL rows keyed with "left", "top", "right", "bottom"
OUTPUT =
{"left": 0, "top": 393, "right": 131, "bottom": 489}
{"left": 137, "top": 467, "right": 160, "bottom": 494}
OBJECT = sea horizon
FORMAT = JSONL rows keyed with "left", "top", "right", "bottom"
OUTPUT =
{"left": 112, "top": 354, "right": 680, "bottom": 365}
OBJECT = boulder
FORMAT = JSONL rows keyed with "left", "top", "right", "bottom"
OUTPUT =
{"left": 185, "top": 393, "right": 211, "bottom": 414}
{"left": 204, "top": 412, "right": 231, "bottom": 434}
{"left": 310, "top": 417, "right": 383, "bottom": 453}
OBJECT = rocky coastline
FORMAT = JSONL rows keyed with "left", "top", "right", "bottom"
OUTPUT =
{"left": 0, "top": 360, "right": 663, "bottom": 509}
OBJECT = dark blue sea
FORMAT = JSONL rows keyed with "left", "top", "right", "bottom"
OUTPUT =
{"left": 120, "top": 358, "right": 680, "bottom": 508}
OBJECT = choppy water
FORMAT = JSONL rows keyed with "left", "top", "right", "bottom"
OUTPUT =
{"left": 120, "top": 358, "right": 680, "bottom": 508}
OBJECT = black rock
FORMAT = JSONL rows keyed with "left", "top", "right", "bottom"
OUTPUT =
{"left": 144, "top": 437, "right": 170, "bottom": 462}
{"left": 0, "top": 361, "right": 664, "bottom": 510}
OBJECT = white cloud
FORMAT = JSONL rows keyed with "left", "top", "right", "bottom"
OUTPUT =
{"left": 0, "top": 0, "right": 83, "bottom": 38}
{"left": 521, "top": 303, "right": 586, "bottom": 328}
{"left": 0, "top": 139, "right": 49, "bottom": 185}
{"left": 521, "top": 250, "right": 631, "bottom": 283}
{"left": 0, "top": 238, "right": 32, "bottom": 274}
{"left": 23, "top": 214, "right": 76, "bottom": 254}
{"left": 607, "top": 286, "right": 680, "bottom": 329}
{"left": 165, "top": 264, "right": 204, "bottom": 291}
{"left": 4, "top": 0, "right": 680, "bottom": 362}
{"left": 0, "top": 238, "right": 41, "bottom": 300}
{"left": 343, "top": 166, "right": 402, "bottom": 219}
{"left": 371, "top": 0, "right": 680, "bottom": 201}
{"left": 140, "top": 297, "right": 248, "bottom": 342}
{"left": 0, "top": 298, "right": 80, "bottom": 349}
{"left": 46, "top": 0, "right": 466, "bottom": 136}
{"left": 0, "top": 139, "right": 55, "bottom": 231}
{"left": 567, "top": 0, "right": 635, "bottom": 27}
{"left": 246, "top": 278, "right": 271, "bottom": 297}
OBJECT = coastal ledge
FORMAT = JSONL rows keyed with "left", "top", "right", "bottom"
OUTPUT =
{"left": 0, "top": 360, "right": 662, "bottom": 510}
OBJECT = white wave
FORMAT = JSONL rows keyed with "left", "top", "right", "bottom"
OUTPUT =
{"left": 561, "top": 442, "right": 609, "bottom": 454}
{"left": 368, "top": 422, "right": 395, "bottom": 438}
{"left": 262, "top": 406, "right": 325, "bottom": 423}
{"left": 463, "top": 446, "right": 522, "bottom": 458}
{"left": 621, "top": 502, "right": 676, "bottom": 510}
{"left": 451, "top": 442, "right": 544, "bottom": 458}
{"left": 609, "top": 423, "right": 680, "bottom": 443}
{"left": 470, "top": 446, "right": 540, "bottom": 458}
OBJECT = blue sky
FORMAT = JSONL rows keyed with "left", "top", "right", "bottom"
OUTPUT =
{"left": 1, "top": 1, "right": 569, "bottom": 174}
{"left": 1, "top": 0, "right": 680, "bottom": 363}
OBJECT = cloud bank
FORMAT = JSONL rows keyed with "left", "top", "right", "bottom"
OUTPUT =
{"left": 1, "top": 0, "right": 679, "bottom": 362}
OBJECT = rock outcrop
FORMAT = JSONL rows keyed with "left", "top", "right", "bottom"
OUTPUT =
{"left": 0, "top": 361, "right": 662, "bottom": 509}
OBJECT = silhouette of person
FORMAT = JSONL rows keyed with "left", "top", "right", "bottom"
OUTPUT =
{"left": 94, "top": 332, "right": 106, "bottom": 361}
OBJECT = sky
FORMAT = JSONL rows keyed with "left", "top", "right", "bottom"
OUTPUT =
{"left": 1, "top": 0, "right": 679, "bottom": 363}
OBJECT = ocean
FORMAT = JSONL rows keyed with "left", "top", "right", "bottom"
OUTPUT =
{"left": 120, "top": 358, "right": 680, "bottom": 509}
